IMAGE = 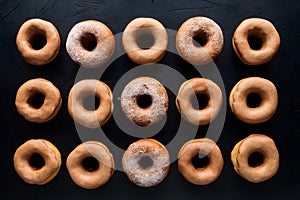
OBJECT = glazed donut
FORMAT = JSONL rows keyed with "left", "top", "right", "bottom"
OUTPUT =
{"left": 14, "top": 139, "right": 61, "bottom": 185}
{"left": 66, "top": 20, "right": 115, "bottom": 68}
{"left": 229, "top": 77, "right": 278, "bottom": 124}
{"left": 68, "top": 79, "right": 113, "bottom": 128}
{"left": 16, "top": 18, "right": 60, "bottom": 65}
{"left": 122, "top": 139, "right": 170, "bottom": 187}
{"left": 66, "top": 141, "right": 114, "bottom": 189}
{"left": 122, "top": 17, "right": 168, "bottom": 64}
{"left": 120, "top": 77, "right": 168, "bottom": 126}
{"left": 176, "top": 16, "right": 224, "bottom": 65}
{"left": 233, "top": 18, "right": 280, "bottom": 65}
{"left": 15, "top": 78, "right": 62, "bottom": 123}
{"left": 231, "top": 134, "right": 279, "bottom": 183}
{"left": 176, "top": 78, "right": 222, "bottom": 125}
{"left": 178, "top": 138, "right": 224, "bottom": 185}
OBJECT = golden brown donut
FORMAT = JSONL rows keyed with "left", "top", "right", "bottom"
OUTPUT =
{"left": 15, "top": 78, "right": 62, "bottom": 123}
{"left": 122, "top": 139, "right": 170, "bottom": 187}
{"left": 232, "top": 18, "right": 280, "bottom": 65}
{"left": 68, "top": 79, "right": 113, "bottom": 128}
{"left": 176, "top": 78, "right": 222, "bottom": 125}
{"left": 120, "top": 77, "right": 169, "bottom": 126}
{"left": 122, "top": 17, "right": 168, "bottom": 64}
{"left": 178, "top": 138, "right": 224, "bottom": 185}
{"left": 66, "top": 141, "right": 114, "bottom": 189}
{"left": 229, "top": 77, "right": 278, "bottom": 124}
{"left": 16, "top": 18, "right": 60, "bottom": 65}
{"left": 14, "top": 139, "right": 61, "bottom": 185}
{"left": 176, "top": 16, "right": 224, "bottom": 65}
{"left": 231, "top": 134, "right": 279, "bottom": 183}
{"left": 66, "top": 20, "right": 115, "bottom": 68}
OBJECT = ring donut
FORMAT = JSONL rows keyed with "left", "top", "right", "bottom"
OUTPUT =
{"left": 229, "top": 77, "right": 278, "bottom": 124}
{"left": 178, "top": 138, "right": 224, "bottom": 185}
{"left": 122, "top": 17, "right": 168, "bottom": 64}
{"left": 14, "top": 139, "right": 61, "bottom": 185}
{"left": 66, "top": 141, "right": 114, "bottom": 189}
{"left": 176, "top": 16, "right": 224, "bottom": 65}
{"left": 68, "top": 79, "right": 113, "bottom": 128}
{"left": 66, "top": 20, "right": 115, "bottom": 68}
{"left": 15, "top": 78, "right": 62, "bottom": 123}
{"left": 120, "top": 77, "right": 169, "bottom": 126}
{"left": 16, "top": 18, "right": 60, "bottom": 65}
{"left": 176, "top": 78, "right": 222, "bottom": 125}
{"left": 231, "top": 134, "right": 279, "bottom": 183}
{"left": 232, "top": 18, "right": 280, "bottom": 65}
{"left": 122, "top": 139, "right": 170, "bottom": 187}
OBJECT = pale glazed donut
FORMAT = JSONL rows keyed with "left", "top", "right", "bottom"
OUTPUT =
{"left": 231, "top": 134, "right": 279, "bottom": 183}
{"left": 68, "top": 79, "right": 113, "bottom": 129}
{"left": 66, "top": 20, "right": 115, "bottom": 68}
{"left": 229, "top": 77, "right": 278, "bottom": 124}
{"left": 176, "top": 78, "right": 222, "bottom": 125}
{"left": 122, "top": 139, "right": 170, "bottom": 187}
{"left": 122, "top": 17, "right": 168, "bottom": 64}
{"left": 178, "top": 138, "right": 224, "bottom": 185}
{"left": 15, "top": 78, "right": 62, "bottom": 123}
{"left": 16, "top": 18, "right": 60, "bottom": 65}
{"left": 233, "top": 18, "right": 280, "bottom": 65}
{"left": 176, "top": 16, "right": 224, "bottom": 65}
{"left": 14, "top": 139, "right": 61, "bottom": 185}
{"left": 120, "top": 77, "right": 168, "bottom": 126}
{"left": 66, "top": 141, "right": 114, "bottom": 189}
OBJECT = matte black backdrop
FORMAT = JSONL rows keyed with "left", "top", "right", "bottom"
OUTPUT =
{"left": 0, "top": 0, "right": 300, "bottom": 199}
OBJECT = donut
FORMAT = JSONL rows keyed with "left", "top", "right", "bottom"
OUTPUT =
{"left": 16, "top": 18, "right": 60, "bottom": 65}
{"left": 176, "top": 16, "right": 224, "bottom": 65}
{"left": 120, "top": 77, "right": 168, "bottom": 126}
{"left": 231, "top": 134, "right": 279, "bottom": 183}
{"left": 66, "top": 20, "right": 115, "bottom": 68}
{"left": 178, "top": 138, "right": 224, "bottom": 185}
{"left": 229, "top": 77, "right": 278, "bottom": 124}
{"left": 15, "top": 78, "right": 62, "bottom": 123}
{"left": 122, "top": 139, "right": 170, "bottom": 187}
{"left": 176, "top": 78, "right": 222, "bottom": 125}
{"left": 232, "top": 18, "right": 280, "bottom": 65}
{"left": 68, "top": 79, "right": 113, "bottom": 128}
{"left": 122, "top": 17, "right": 168, "bottom": 64}
{"left": 66, "top": 141, "right": 114, "bottom": 189}
{"left": 14, "top": 139, "right": 61, "bottom": 185}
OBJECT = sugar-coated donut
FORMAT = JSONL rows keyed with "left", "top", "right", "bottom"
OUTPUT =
{"left": 176, "top": 78, "right": 222, "bottom": 125}
{"left": 68, "top": 79, "right": 113, "bottom": 128}
{"left": 178, "top": 138, "right": 224, "bottom": 185}
{"left": 120, "top": 77, "right": 168, "bottom": 126}
{"left": 66, "top": 141, "right": 114, "bottom": 189}
{"left": 14, "top": 139, "right": 61, "bottom": 185}
{"left": 231, "top": 134, "right": 279, "bottom": 183}
{"left": 15, "top": 78, "right": 62, "bottom": 123}
{"left": 16, "top": 18, "right": 60, "bottom": 65}
{"left": 122, "top": 139, "right": 170, "bottom": 187}
{"left": 176, "top": 16, "right": 224, "bottom": 65}
{"left": 233, "top": 18, "right": 280, "bottom": 65}
{"left": 229, "top": 77, "right": 278, "bottom": 124}
{"left": 66, "top": 20, "right": 115, "bottom": 68}
{"left": 122, "top": 17, "right": 168, "bottom": 64}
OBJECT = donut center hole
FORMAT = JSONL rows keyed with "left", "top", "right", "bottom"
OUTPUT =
{"left": 192, "top": 153, "right": 209, "bottom": 169}
{"left": 136, "top": 94, "right": 152, "bottom": 109}
{"left": 191, "top": 94, "right": 208, "bottom": 110}
{"left": 83, "top": 95, "right": 100, "bottom": 111}
{"left": 82, "top": 157, "right": 99, "bottom": 172}
{"left": 138, "top": 156, "right": 153, "bottom": 169}
{"left": 247, "top": 93, "right": 261, "bottom": 108}
{"left": 137, "top": 33, "right": 154, "bottom": 49}
{"left": 248, "top": 36, "right": 263, "bottom": 50}
{"left": 29, "top": 153, "right": 45, "bottom": 170}
{"left": 30, "top": 33, "right": 47, "bottom": 50}
{"left": 80, "top": 33, "right": 97, "bottom": 51}
{"left": 192, "top": 31, "right": 208, "bottom": 47}
{"left": 28, "top": 92, "right": 45, "bottom": 109}
{"left": 248, "top": 151, "right": 264, "bottom": 167}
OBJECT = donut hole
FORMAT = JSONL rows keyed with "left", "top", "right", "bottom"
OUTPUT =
{"left": 136, "top": 33, "right": 155, "bottom": 49}
{"left": 248, "top": 35, "right": 263, "bottom": 50}
{"left": 28, "top": 92, "right": 45, "bottom": 109}
{"left": 80, "top": 32, "right": 97, "bottom": 51}
{"left": 138, "top": 156, "right": 153, "bottom": 169}
{"left": 83, "top": 95, "right": 100, "bottom": 111}
{"left": 192, "top": 153, "right": 210, "bottom": 169}
{"left": 248, "top": 151, "right": 264, "bottom": 167}
{"left": 136, "top": 94, "right": 152, "bottom": 109}
{"left": 29, "top": 153, "right": 45, "bottom": 170}
{"left": 191, "top": 94, "right": 208, "bottom": 110}
{"left": 192, "top": 31, "right": 208, "bottom": 47}
{"left": 30, "top": 32, "right": 47, "bottom": 50}
{"left": 82, "top": 157, "right": 99, "bottom": 172}
{"left": 247, "top": 93, "right": 261, "bottom": 108}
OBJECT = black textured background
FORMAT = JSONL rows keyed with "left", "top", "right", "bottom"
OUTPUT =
{"left": 0, "top": 0, "right": 300, "bottom": 199}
